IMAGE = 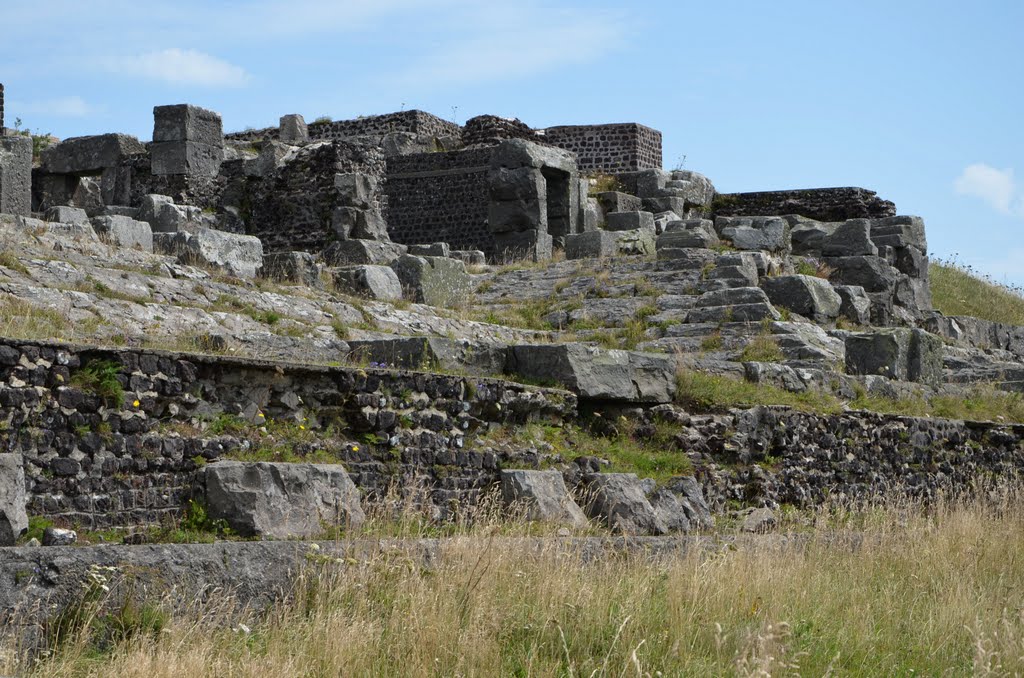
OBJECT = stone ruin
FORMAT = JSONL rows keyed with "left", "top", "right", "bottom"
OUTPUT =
{"left": 0, "top": 79, "right": 1022, "bottom": 596}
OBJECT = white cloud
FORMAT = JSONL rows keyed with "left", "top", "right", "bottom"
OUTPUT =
{"left": 105, "top": 49, "right": 251, "bottom": 87}
{"left": 953, "top": 163, "right": 1024, "bottom": 217}
{"left": 15, "top": 96, "right": 96, "bottom": 117}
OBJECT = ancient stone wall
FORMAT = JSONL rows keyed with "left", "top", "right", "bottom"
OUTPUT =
{"left": 0, "top": 338, "right": 575, "bottom": 529}
{"left": 385, "top": 147, "right": 494, "bottom": 253}
{"left": 714, "top": 187, "right": 897, "bottom": 222}
{"left": 226, "top": 110, "right": 461, "bottom": 144}
{"left": 461, "top": 115, "right": 540, "bottom": 147}
{"left": 542, "top": 123, "right": 662, "bottom": 173}
{"left": 0, "top": 83, "right": 5, "bottom": 132}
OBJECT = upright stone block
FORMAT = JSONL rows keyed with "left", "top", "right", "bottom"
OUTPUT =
{"left": 40, "top": 134, "right": 145, "bottom": 174}
{"left": 151, "top": 104, "right": 223, "bottom": 177}
{"left": 279, "top": 114, "right": 309, "bottom": 144}
{"left": 0, "top": 136, "right": 32, "bottom": 216}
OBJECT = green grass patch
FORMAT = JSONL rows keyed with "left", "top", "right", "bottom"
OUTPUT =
{"left": 930, "top": 258, "right": 1024, "bottom": 326}
{"left": 71, "top": 359, "right": 124, "bottom": 407}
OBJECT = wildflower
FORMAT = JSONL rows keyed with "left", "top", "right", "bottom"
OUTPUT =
{"left": 133, "top": 399, "right": 141, "bottom": 408}
{"left": 352, "top": 444, "right": 360, "bottom": 452}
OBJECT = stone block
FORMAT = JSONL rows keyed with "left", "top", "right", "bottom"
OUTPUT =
{"left": 153, "top": 104, "right": 224, "bottom": 146}
{"left": 668, "top": 170, "right": 716, "bottom": 206}
{"left": 870, "top": 215, "right": 927, "bottom": 251}
{"left": 821, "top": 219, "right": 878, "bottom": 257}
{"left": 0, "top": 453, "right": 27, "bottom": 546}
{"left": 845, "top": 330, "right": 911, "bottom": 380}
{"left": 334, "top": 172, "right": 377, "bottom": 209}
{"left": 582, "top": 473, "right": 668, "bottom": 535}
{"left": 506, "top": 343, "right": 676, "bottom": 403}
{"left": 687, "top": 302, "right": 780, "bottom": 323}
{"left": 262, "top": 251, "right": 321, "bottom": 287}
{"left": 653, "top": 210, "right": 681, "bottom": 234}
{"left": 825, "top": 256, "right": 899, "bottom": 294}
{"left": 407, "top": 242, "right": 451, "bottom": 258}
{"left": 389, "top": 255, "right": 472, "bottom": 307}
{"left": 320, "top": 239, "right": 407, "bottom": 266}
{"left": 596, "top": 191, "right": 642, "bottom": 214}
{"left": 657, "top": 219, "right": 719, "bottom": 249}
{"left": 605, "top": 210, "right": 654, "bottom": 232}
{"left": 202, "top": 461, "right": 364, "bottom": 539}
{"left": 279, "top": 113, "right": 309, "bottom": 144}
{"left": 346, "top": 336, "right": 508, "bottom": 375}
{"left": 565, "top": 230, "right": 617, "bottom": 259}
{"left": 490, "top": 138, "right": 577, "bottom": 174}
{"left": 835, "top": 285, "right": 871, "bottom": 325}
{"left": 790, "top": 219, "right": 839, "bottom": 255}
{"left": 909, "top": 328, "right": 944, "bottom": 386}
{"left": 493, "top": 229, "right": 553, "bottom": 263}
{"left": 331, "top": 206, "right": 388, "bottom": 241}
{"left": 0, "top": 136, "right": 31, "bottom": 216}
{"left": 642, "top": 196, "right": 688, "bottom": 215}
{"left": 39, "top": 133, "right": 145, "bottom": 174}
{"left": 139, "top": 196, "right": 203, "bottom": 233}
{"left": 44, "top": 205, "right": 89, "bottom": 225}
{"left": 159, "top": 227, "right": 263, "bottom": 278}
{"left": 331, "top": 264, "right": 404, "bottom": 301}
{"left": 760, "top": 274, "right": 842, "bottom": 319}
{"left": 715, "top": 216, "right": 791, "bottom": 253}
{"left": 451, "top": 249, "right": 486, "bottom": 266}
{"left": 501, "top": 470, "right": 588, "bottom": 528}
{"left": 614, "top": 228, "right": 655, "bottom": 256}
{"left": 488, "top": 195, "right": 545, "bottom": 234}
{"left": 151, "top": 140, "right": 223, "bottom": 177}
{"left": 633, "top": 168, "right": 669, "bottom": 197}
{"left": 696, "top": 286, "right": 771, "bottom": 307}
{"left": 582, "top": 197, "right": 601, "bottom": 232}
{"left": 90, "top": 215, "right": 153, "bottom": 252}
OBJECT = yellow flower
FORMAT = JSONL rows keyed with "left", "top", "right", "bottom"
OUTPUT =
{"left": 257, "top": 412, "right": 265, "bottom": 419}
{"left": 299, "top": 425, "right": 306, "bottom": 431}
{"left": 133, "top": 399, "right": 140, "bottom": 408}
{"left": 352, "top": 445, "right": 360, "bottom": 452}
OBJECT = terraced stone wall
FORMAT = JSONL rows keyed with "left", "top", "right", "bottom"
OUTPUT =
{"left": 385, "top": 147, "right": 494, "bottom": 253}
{"left": 713, "top": 187, "right": 897, "bottom": 222}
{"left": 542, "top": 123, "right": 663, "bottom": 173}
{"left": 0, "top": 338, "right": 575, "bottom": 529}
{"left": 225, "top": 110, "right": 462, "bottom": 144}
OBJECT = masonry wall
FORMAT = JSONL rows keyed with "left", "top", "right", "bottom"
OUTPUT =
{"left": 226, "top": 110, "right": 462, "bottom": 144}
{"left": 713, "top": 187, "right": 897, "bottom": 222}
{"left": 0, "top": 83, "right": 5, "bottom": 132}
{"left": 543, "top": 123, "right": 662, "bottom": 174}
{"left": 0, "top": 338, "right": 575, "bottom": 529}
{"left": 385, "top": 147, "right": 494, "bottom": 253}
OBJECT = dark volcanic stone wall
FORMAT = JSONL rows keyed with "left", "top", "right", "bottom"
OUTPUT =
{"left": 714, "top": 187, "right": 897, "bottom": 222}
{"left": 385, "top": 147, "right": 494, "bottom": 253}
{"left": 226, "top": 110, "right": 461, "bottom": 144}
{"left": 0, "top": 83, "right": 4, "bottom": 132}
{"left": 543, "top": 123, "right": 662, "bottom": 173}
{"left": 0, "top": 338, "right": 574, "bottom": 529}
{"left": 242, "top": 140, "right": 386, "bottom": 253}
{"left": 461, "top": 115, "right": 539, "bottom": 147}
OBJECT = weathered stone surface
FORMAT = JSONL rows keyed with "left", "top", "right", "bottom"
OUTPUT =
{"left": 663, "top": 476, "right": 713, "bottom": 530}
{"left": 42, "top": 527, "right": 77, "bottom": 546}
{"left": 835, "top": 285, "right": 871, "bottom": 324}
{"left": 687, "top": 302, "right": 780, "bottom": 323}
{"left": 39, "top": 133, "right": 145, "bottom": 174}
{"left": 909, "top": 328, "right": 944, "bottom": 386}
{"left": 741, "top": 507, "right": 777, "bottom": 533}
{"left": 705, "top": 252, "right": 759, "bottom": 287}
{"left": 715, "top": 216, "right": 790, "bottom": 253}
{"left": 760, "top": 274, "right": 841, "bottom": 319}
{"left": 653, "top": 210, "right": 681, "bottom": 234}
{"left": 566, "top": 230, "right": 617, "bottom": 259}
{"left": 262, "top": 251, "right": 321, "bottom": 287}
{"left": 789, "top": 219, "right": 839, "bottom": 255}
{"left": 605, "top": 210, "right": 654, "bottom": 232}
{"left": 151, "top": 140, "right": 223, "bottom": 177}
{"left": 331, "top": 206, "right": 388, "bottom": 241}
{"left": 90, "top": 215, "right": 153, "bottom": 252}
{"left": 279, "top": 114, "right": 309, "bottom": 144}
{"left": 668, "top": 170, "right": 716, "bottom": 206}
{"left": 44, "top": 205, "right": 89, "bottom": 225}
{"left": 596, "top": 191, "right": 642, "bottom": 215}
{"left": 490, "top": 138, "right": 577, "bottom": 174}
{"left": 821, "top": 219, "right": 878, "bottom": 257}
{"left": 0, "top": 453, "right": 27, "bottom": 546}
{"left": 321, "top": 239, "right": 407, "bottom": 266}
{"left": 331, "top": 264, "right": 404, "bottom": 301}
{"left": 451, "top": 249, "right": 486, "bottom": 266}
{"left": 139, "top": 195, "right": 204, "bottom": 233}
{"left": 390, "top": 255, "right": 472, "bottom": 307}
{"left": 870, "top": 215, "right": 926, "bottom": 251}
{"left": 614, "top": 228, "right": 656, "bottom": 257}
{"left": 845, "top": 330, "right": 911, "bottom": 380}
{"left": 157, "top": 227, "right": 263, "bottom": 278}
{"left": 582, "top": 473, "right": 668, "bottom": 535}
{"left": 407, "top": 242, "right": 451, "bottom": 258}
{"left": 825, "top": 256, "right": 898, "bottom": 294}
{"left": 0, "top": 136, "right": 32, "bottom": 216}
{"left": 153, "top": 104, "right": 224, "bottom": 147}
{"left": 334, "top": 172, "right": 377, "bottom": 210}
{"left": 202, "top": 461, "right": 365, "bottom": 539}
{"left": 501, "top": 470, "right": 588, "bottom": 528}
{"left": 657, "top": 219, "right": 719, "bottom": 249}
{"left": 506, "top": 344, "right": 676, "bottom": 403}
{"left": 347, "top": 336, "right": 508, "bottom": 375}
{"left": 492, "top": 229, "right": 553, "bottom": 263}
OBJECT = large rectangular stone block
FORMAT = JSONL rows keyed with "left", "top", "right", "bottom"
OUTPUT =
{"left": 566, "top": 230, "right": 618, "bottom": 259}
{"left": 151, "top": 141, "right": 223, "bottom": 177}
{"left": 153, "top": 104, "right": 223, "bottom": 146}
{"left": 39, "top": 133, "right": 145, "bottom": 174}
{"left": 0, "top": 136, "right": 31, "bottom": 216}
{"left": 492, "top": 229, "right": 553, "bottom": 263}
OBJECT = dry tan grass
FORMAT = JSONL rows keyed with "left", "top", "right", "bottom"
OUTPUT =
{"left": 8, "top": 487, "right": 1024, "bottom": 677}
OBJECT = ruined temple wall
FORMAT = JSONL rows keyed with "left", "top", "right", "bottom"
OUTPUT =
{"left": 0, "top": 338, "right": 574, "bottom": 528}
{"left": 225, "top": 110, "right": 461, "bottom": 144}
{"left": 714, "top": 187, "right": 897, "bottom": 222}
{"left": 384, "top": 147, "right": 494, "bottom": 253}
{"left": 542, "top": 123, "right": 662, "bottom": 174}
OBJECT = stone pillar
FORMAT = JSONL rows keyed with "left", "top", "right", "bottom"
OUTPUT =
{"left": 279, "top": 114, "right": 309, "bottom": 144}
{"left": 151, "top": 104, "right": 223, "bottom": 177}
{"left": 0, "top": 135, "right": 32, "bottom": 216}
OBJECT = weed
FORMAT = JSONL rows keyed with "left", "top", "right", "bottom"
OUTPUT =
{"left": 71, "top": 359, "right": 124, "bottom": 407}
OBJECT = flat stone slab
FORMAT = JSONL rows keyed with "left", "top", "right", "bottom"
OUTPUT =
{"left": 39, "top": 133, "right": 145, "bottom": 174}
{"left": 500, "top": 470, "right": 588, "bottom": 528}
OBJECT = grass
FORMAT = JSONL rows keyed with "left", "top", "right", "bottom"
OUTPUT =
{"left": 739, "top": 332, "right": 785, "bottom": 363}
{"left": 675, "top": 367, "right": 1024, "bottom": 423}
{"left": 930, "top": 257, "right": 1024, "bottom": 326}
{"left": 10, "top": 490, "right": 1024, "bottom": 676}
{"left": 70, "top": 359, "right": 125, "bottom": 407}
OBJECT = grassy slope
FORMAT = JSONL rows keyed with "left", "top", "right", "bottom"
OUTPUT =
{"left": 14, "top": 494, "right": 1024, "bottom": 676}
{"left": 930, "top": 260, "right": 1024, "bottom": 326}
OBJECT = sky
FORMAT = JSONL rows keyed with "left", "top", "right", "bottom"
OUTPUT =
{"left": 2, "top": 0, "right": 1022, "bottom": 285}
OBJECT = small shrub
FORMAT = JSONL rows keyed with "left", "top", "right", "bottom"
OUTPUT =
{"left": 71, "top": 359, "right": 124, "bottom": 407}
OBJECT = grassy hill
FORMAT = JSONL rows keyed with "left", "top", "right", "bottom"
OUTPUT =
{"left": 930, "top": 258, "right": 1024, "bottom": 325}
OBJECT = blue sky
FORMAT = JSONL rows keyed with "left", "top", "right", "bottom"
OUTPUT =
{"left": 3, "top": 1, "right": 1022, "bottom": 285}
